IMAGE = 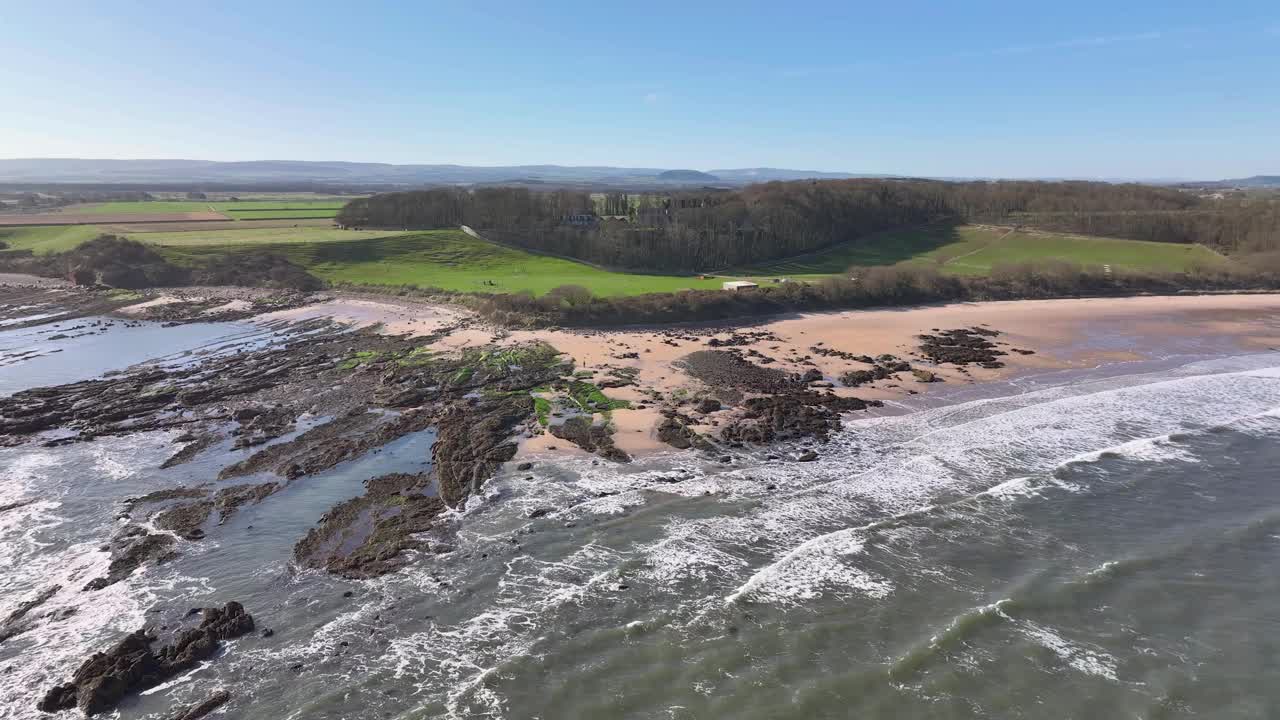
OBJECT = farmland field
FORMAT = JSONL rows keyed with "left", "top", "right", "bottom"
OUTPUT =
{"left": 102, "top": 218, "right": 334, "bottom": 233}
{"left": 136, "top": 227, "right": 415, "bottom": 246}
{"left": 0, "top": 211, "right": 226, "bottom": 226}
{"left": 0, "top": 199, "right": 345, "bottom": 227}
{"left": 0, "top": 225, "right": 104, "bottom": 254}
{"left": 72, "top": 200, "right": 346, "bottom": 215}
{"left": 156, "top": 229, "right": 729, "bottom": 296}
{"left": 732, "top": 223, "right": 1229, "bottom": 278}
{"left": 220, "top": 208, "right": 342, "bottom": 219}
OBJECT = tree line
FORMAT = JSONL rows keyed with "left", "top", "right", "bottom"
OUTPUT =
{"left": 335, "top": 180, "right": 1280, "bottom": 271}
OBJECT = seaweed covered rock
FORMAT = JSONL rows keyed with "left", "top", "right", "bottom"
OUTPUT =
{"left": 657, "top": 413, "right": 714, "bottom": 451}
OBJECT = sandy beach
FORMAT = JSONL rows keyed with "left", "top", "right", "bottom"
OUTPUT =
{"left": 236, "top": 292, "right": 1280, "bottom": 458}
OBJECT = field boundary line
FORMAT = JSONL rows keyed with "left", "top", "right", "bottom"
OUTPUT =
{"left": 943, "top": 226, "right": 1015, "bottom": 267}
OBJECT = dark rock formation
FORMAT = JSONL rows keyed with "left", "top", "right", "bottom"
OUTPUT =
{"left": 160, "top": 432, "right": 222, "bottom": 469}
{"left": 720, "top": 392, "right": 881, "bottom": 444}
{"left": 164, "top": 690, "right": 231, "bottom": 720}
{"left": 36, "top": 602, "right": 253, "bottom": 716}
{"left": 694, "top": 397, "right": 722, "bottom": 414}
{"left": 433, "top": 395, "right": 532, "bottom": 505}
{"left": 217, "top": 410, "right": 387, "bottom": 480}
{"left": 213, "top": 483, "right": 278, "bottom": 521}
{"left": 912, "top": 368, "right": 941, "bottom": 383}
{"left": 0, "top": 585, "right": 60, "bottom": 645}
{"left": 154, "top": 501, "right": 214, "bottom": 540}
{"left": 83, "top": 528, "right": 176, "bottom": 591}
{"left": 677, "top": 350, "right": 800, "bottom": 393}
{"left": 294, "top": 473, "right": 446, "bottom": 578}
{"left": 917, "top": 328, "right": 1008, "bottom": 367}
{"left": 549, "top": 416, "right": 630, "bottom": 463}
{"left": 656, "top": 413, "right": 713, "bottom": 451}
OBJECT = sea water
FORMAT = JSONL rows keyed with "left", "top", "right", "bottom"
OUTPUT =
{"left": 2, "top": 317, "right": 1279, "bottom": 719}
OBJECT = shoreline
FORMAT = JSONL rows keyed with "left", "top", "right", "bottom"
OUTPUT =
{"left": 249, "top": 292, "right": 1280, "bottom": 458}
{"left": 4, "top": 283, "right": 1279, "bottom": 462}
{"left": 3, "top": 283, "right": 1279, "bottom": 718}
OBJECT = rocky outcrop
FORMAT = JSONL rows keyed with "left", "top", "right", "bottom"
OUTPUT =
{"left": 294, "top": 473, "right": 447, "bottom": 578}
{"left": 213, "top": 483, "right": 278, "bottom": 521}
{"left": 0, "top": 585, "right": 60, "bottom": 644}
{"left": 36, "top": 602, "right": 253, "bottom": 716}
{"left": 433, "top": 395, "right": 531, "bottom": 505}
{"left": 549, "top": 416, "right": 631, "bottom": 463}
{"left": 677, "top": 349, "right": 882, "bottom": 447}
{"left": 154, "top": 501, "right": 215, "bottom": 540}
{"left": 917, "top": 327, "right": 1007, "bottom": 367}
{"left": 164, "top": 690, "right": 231, "bottom": 720}
{"left": 656, "top": 413, "right": 714, "bottom": 451}
{"left": 160, "top": 431, "right": 222, "bottom": 469}
{"left": 720, "top": 392, "right": 881, "bottom": 444}
{"left": 677, "top": 350, "right": 800, "bottom": 394}
{"left": 912, "top": 368, "right": 941, "bottom": 383}
{"left": 83, "top": 528, "right": 176, "bottom": 591}
{"left": 217, "top": 410, "right": 386, "bottom": 480}
{"left": 0, "top": 320, "right": 347, "bottom": 443}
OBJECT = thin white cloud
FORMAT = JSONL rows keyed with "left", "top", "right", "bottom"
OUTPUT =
{"left": 779, "top": 28, "right": 1177, "bottom": 78}
{"left": 984, "top": 30, "right": 1164, "bottom": 56}
{"left": 642, "top": 92, "right": 661, "bottom": 104}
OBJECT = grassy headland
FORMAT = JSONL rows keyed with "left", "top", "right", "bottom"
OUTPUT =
{"left": 153, "top": 229, "right": 728, "bottom": 296}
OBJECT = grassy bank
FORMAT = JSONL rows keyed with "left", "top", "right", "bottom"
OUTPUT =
{"left": 732, "top": 224, "right": 1229, "bottom": 278}
{"left": 2, "top": 219, "right": 1242, "bottom": 299}
{"left": 155, "top": 229, "right": 727, "bottom": 296}
{"left": 0, "top": 225, "right": 105, "bottom": 254}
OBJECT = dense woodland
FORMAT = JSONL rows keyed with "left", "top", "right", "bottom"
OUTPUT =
{"left": 336, "top": 180, "right": 1280, "bottom": 272}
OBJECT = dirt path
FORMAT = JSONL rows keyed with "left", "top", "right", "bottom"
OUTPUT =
{"left": 943, "top": 225, "right": 1015, "bottom": 268}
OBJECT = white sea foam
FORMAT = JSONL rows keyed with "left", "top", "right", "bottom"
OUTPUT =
{"left": 726, "top": 529, "right": 890, "bottom": 605}
{"left": 263, "top": 357, "right": 1280, "bottom": 714}
{"left": 5, "top": 354, "right": 1279, "bottom": 718}
{"left": 1020, "top": 622, "right": 1120, "bottom": 682}
{"left": 976, "top": 476, "right": 1038, "bottom": 500}
{"left": 1059, "top": 434, "right": 1201, "bottom": 467}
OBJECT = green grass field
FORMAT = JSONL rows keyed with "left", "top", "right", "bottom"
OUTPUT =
{"left": 155, "top": 229, "right": 728, "bottom": 296}
{"left": 930, "top": 229, "right": 1226, "bottom": 275}
{"left": 70, "top": 200, "right": 346, "bottom": 215}
{"left": 3, "top": 220, "right": 1235, "bottom": 297}
{"left": 133, "top": 227, "right": 413, "bottom": 246}
{"left": 0, "top": 225, "right": 105, "bottom": 254}
{"left": 733, "top": 224, "right": 1228, "bottom": 278}
{"left": 220, "top": 208, "right": 342, "bottom": 219}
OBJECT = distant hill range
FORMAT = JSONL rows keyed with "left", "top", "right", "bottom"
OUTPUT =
{"left": 0, "top": 159, "right": 892, "bottom": 188}
{"left": 657, "top": 169, "right": 720, "bottom": 182}
{"left": 0, "top": 159, "right": 1270, "bottom": 190}
{"left": 1179, "top": 175, "right": 1280, "bottom": 190}
{"left": 1221, "top": 175, "right": 1280, "bottom": 188}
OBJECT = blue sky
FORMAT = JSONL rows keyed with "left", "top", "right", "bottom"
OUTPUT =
{"left": 1, "top": 0, "right": 1277, "bottom": 178}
